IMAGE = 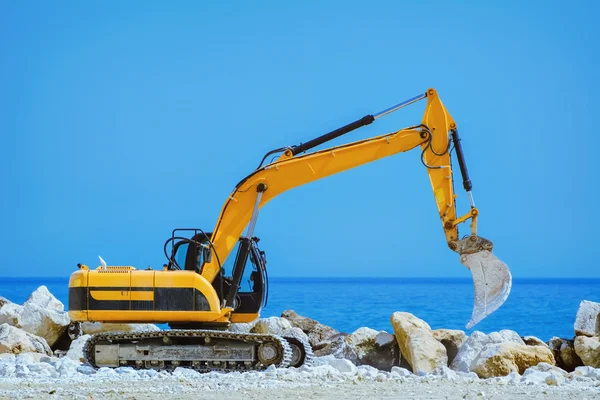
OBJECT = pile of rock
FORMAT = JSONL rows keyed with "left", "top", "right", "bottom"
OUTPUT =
{"left": 267, "top": 300, "right": 600, "bottom": 381}
{"left": 0, "top": 285, "right": 599, "bottom": 387}
{"left": 0, "top": 286, "right": 158, "bottom": 359}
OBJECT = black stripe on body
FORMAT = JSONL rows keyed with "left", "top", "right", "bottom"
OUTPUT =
{"left": 68, "top": 287, "right": 210, "bottom": 312}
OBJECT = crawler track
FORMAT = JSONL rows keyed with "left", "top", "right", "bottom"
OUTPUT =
{"left": 83, "top": 329, "right": 297, "bottom": 373}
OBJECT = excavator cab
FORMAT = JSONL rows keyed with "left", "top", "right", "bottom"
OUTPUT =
{"left": 166, "top": 229, "right": 269, "bottom": 318}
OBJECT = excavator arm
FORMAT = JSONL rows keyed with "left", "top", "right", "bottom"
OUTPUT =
{"left": 201, "top": 88, "right": 511, "bottom": 329}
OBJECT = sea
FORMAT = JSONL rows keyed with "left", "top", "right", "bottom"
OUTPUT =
{"left": 1, "top": 277, "right": 598, "bottom": 342}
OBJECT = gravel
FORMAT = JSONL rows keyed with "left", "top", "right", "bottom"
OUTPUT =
{"left": 0, "top": 354, "right": 600, "bottom": 399}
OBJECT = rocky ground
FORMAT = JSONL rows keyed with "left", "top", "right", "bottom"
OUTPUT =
{"left": 0, "top": 287, "right": 599, "bottom": 399}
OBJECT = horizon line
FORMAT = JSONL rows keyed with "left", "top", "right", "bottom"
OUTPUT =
{"left": 1, "top": 276, "right": 600, "bottom": 280}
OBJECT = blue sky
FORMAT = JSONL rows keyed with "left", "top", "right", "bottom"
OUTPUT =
{"left": 1, "top": 1, "right": 598, "bottom": 278}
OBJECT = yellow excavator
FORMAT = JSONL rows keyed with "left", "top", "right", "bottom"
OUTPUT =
{"left": 68, "top": 88, "right": 512, "bottom": 371}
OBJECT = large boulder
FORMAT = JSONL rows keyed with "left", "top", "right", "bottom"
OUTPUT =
{"left": 574, "top": 300, "right": 600, "bottom": 337}
{"left": 433, "top": 329, "right": 466, "bottom": 366}
{"left": 390, "top": 312, "right": 447, "bottom": 375}
{"left": 0, "top": 324, "right": 51, "bottom": 355}
{"left": 81, "top": 322, "right": 160, "bottom": 335}
{"left": 547, "top": 337, "right": 583, "bottom": 372}
{"left": 471, "top": 343, "right": 555, "bottom": 378}
{"left": 450, "top": 329, "right": 524, "bottom": 373}
{"left": 23, "top": 286, "right": 64, "bottom": 312}
{"left": 574, "top": 336, "right": 600, "bottom": 368}
{"left": 280, "top": 310, "right": 339, "bottom": 348}
{"left": 250, "top": 316, "right": 310, "bottom": 344}
{"left": 0, "top": 287, "right": 70, "bottom": 348}
{"left": 315, "top": 327, "right": 399, "bottom": 371}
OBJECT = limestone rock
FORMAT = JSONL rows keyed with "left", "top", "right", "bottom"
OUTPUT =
{"left": 313, "top": 327, "right": 399, "bottom": 371}
{"left": 471, "top": 343, "right": 555, "bottom": 378}
{"left": 0, "top": 324, "right": 51, "bottom": 355}
{"left": 250, "top": 316, "right": 310, "bottom": 345}
{"left": 433, "top": 329, "right": 466, "bottom": 365}
{"left": 66, "top": 334, "right": 91, "bottom": 362}
{"left": 574, "top": 336, "right": 600, "bottom": 368}
{"left": 23, "top": 286, "right": 64, "bottom": 312}
{"left": 522, "top": 336, "right": 548, "bottom": 348}
{"left": 570, "top": 365, "right": 600, "bottom": 380}
{"left": 0, "top": 289, "right": 70, "bottom": 348}
{"left": 280, "top": 310, "right": 339, "bottom": 348}
{"left": 450, "top": 329, "right": 524, "bottom": 373}
{"left": 346, "top": 327, "right": 399, "bottom": 371}
{"left": 547, "top": 337, "right": 583, "bottom": 372}
{"left": 574, "top": 300, "right": 600, "bottom": 337}
{"left": 81, "top": 322, "right": 160, "bottom": 335}
{"left": 251, "top": 317, "right": 293, "bottom": 334}
{"left": 521, "top": 362, "right": 568, "bottom": 386}
{"left": 390, "top": 312, "right": 447, "bottom": 375}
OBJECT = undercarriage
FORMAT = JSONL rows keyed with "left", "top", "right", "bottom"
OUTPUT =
{"left": 83, "top": 329, "right": 314, "bottom": 372}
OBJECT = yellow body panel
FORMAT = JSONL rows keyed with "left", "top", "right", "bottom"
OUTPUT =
{"left": 230, "top": 312, "right": 260, "bottom": 323}
{"left": 68, "top": 269, "right": 229, "bottom": 323}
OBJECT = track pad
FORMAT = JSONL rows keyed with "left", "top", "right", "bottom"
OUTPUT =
{"left": 461, "top": 250, "right": 512, "bottom": 329}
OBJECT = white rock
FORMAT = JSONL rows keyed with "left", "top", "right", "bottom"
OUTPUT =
{"left": 66, "top": 334, "right": 91, "bottom": 362}
{"left": 357, "top": 364, "right": 379, "bottom": 378}
{"left": 521, "top": 364, "right": 567, "bottom": 386}
{"left": 173, "top": 367, "right": 201, "bottom": 379}
{"left": 14, "top": 364, "right": 29, "bottom": 377}
{"left": 574, "top": 336, "right": 600, "bottom": 368}
{"left": 0, "top": 288, "right": 70, "bottom": 348}
{"left": 391, "top": 366, "right": 412, "bottom": 377}
{"left": 81, "top": 322, "right": 160, "bottom": 335}
{"left": 115, "top": 366, "right": 140, "bottom": 377}
{"left": 312, "top": 355, "right": 337, "bottom": 367}
{"left": 375, "top": 332, "right": 395, "bottom": 347}
{"left": 571, "top": 366, "right": 600, "bottom": 379}
{"left": 450, "top": 330, "right": 524, "bottom": 373}
{"left": 28, "top": 362, "right": 59, "bottom": 378}
{"left": 23, "top": 286, "right": 64, "bottom": 312}
{"left": 228, "top": 322, "right": 256, "bottom": 333}
{"left": 435, "top": 366, "right": 460, "bottom": 380}
{"left": 138, "top": 369, "right": 158, "bottom": 379}
{"left": 76, "top": 365, "right": 96, "bottom": 375}
{"left": 40, "top": 355, "right": 58, "bottom": 365}
{"left": 327, "top": 358, "right": 357, "bottom": 374}
{"left": 0, "top": 353, "right": 16, "bottom": 363}
{"left": 390, "top": 312, "right": 447, "bottom": 375}
{"left": 55, "top": 357, "right": 81, "bottom": 378}
{"left": 493, "top": 371, "right": 521, "bottom": 384}
{"left": 574, "top": 300, "right": 600, "bottom": 337}
{"left": 16, "top": 352, "right": 45, "bottom": 365}
{"left": 0, "top": 363, "right": 15, "bottom": 377}
{"left": 0, "top": 323, "right": 52, "bottom": 355}
{"left": 19, "top": 303, "right": 70, "bottom": 348}
{"left": 0, "top": 302, "right": 22, "bottom": 326}
{"left": 250, "top": 317, "right": 310, "bottom": 348}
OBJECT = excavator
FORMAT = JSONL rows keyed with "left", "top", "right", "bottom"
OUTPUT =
{"left": 68, "top": 88, "right": 512, "bottom": 372}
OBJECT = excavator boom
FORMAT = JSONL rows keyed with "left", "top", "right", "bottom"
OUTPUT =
{"left": 201, "top": 88, "right": 511, "bottom": 328}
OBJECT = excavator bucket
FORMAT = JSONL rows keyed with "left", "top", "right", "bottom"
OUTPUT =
{"left": 460, "top": 250, "right": 512, "bottom": 329}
